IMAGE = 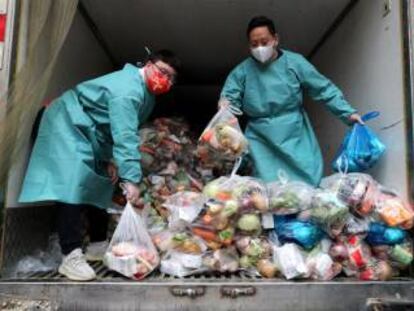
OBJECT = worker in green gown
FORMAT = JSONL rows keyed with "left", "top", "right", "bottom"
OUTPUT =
{"left": 220, "top": 16, "right": 363, "bottom": 185}
{"left": 19, "top": 50, "right": 180, "bottom": 281}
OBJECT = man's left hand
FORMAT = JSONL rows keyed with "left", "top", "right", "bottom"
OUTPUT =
{"left": 107, "top": 162, "right": 119, "bottom": 185}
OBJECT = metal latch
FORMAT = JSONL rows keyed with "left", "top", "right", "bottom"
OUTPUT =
{"left": 170, "top": 286, "right": 205, "bottom": 299}
{"left": 366, "top": 297, "right": 414, "bottom": 310}
{"left": 221, "top": 286, "right": 256, "bottom": 299}
{"left": 0, "top": 294, "right": 55, "bottom": 310}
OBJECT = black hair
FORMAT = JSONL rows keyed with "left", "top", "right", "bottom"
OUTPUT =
{"left": 148, "top": 49, "right": 181, "bottom": 73}
{"left": 247, "top": 16, "right": 277, "bottom": 37}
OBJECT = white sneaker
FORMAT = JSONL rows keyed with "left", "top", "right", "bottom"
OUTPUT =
{"left": 58, "top": 248, "right": 96, "bottom": 281}
{"left": 85, "top": 241, "right": 109, "bottom": 262}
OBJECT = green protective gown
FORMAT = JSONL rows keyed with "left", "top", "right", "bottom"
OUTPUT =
{"left": 221, "top": 49, "right": 356, "bottom": 186}
{"left": 19, "top": 64, "right": 155, "bottom": 209}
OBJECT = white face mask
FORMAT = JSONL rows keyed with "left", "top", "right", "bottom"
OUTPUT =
{"left": 251, "top": 44, "right": 275, "bottom": 63}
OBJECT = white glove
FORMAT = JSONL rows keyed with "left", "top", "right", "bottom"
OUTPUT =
{"left": 218, "top": 98, "right": 231, "bottom": 109}
{"left": 122, "top": 182, "right": 141, "bottom": 206}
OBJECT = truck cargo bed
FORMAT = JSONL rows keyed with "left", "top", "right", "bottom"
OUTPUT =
{"left": 0, "top": 270, "right": 413, "bottom": 311}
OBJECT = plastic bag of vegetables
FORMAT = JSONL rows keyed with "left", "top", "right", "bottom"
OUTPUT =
{"left": 373, "top": 187, "right": 414, "bottom": 229}
{"left": 202, "top": 247, "right": 240, "bottom": 273}
{"left": 371, "top": 240, "right": 413, "bottom": 269}
{"left": 160, "top": 250, "right": 207, "bottom": 277}
{"left": 273, "top": 243, "right": 309, "bottom": 280}
{"left": 305, "top": 242, "right": 342, "bottom": 281}
{"left": 329, "top": 235, "right": 372, "bottom": 276}
{"left": 197, "top": 106, "right": 248, "bottom": 162}
{"left": 320, "top": 173, "right": 378, "bottom": 217}
{"left": 163, "top": 191, "right": 206, "bottom": 230}
{"left": 267, "top": 173, "right": 314, "bottom": 215}
{"left": 191, "top": 199, "right": 237, "bottom": 250}
{"left": 202, "top": 175, "right": 269, "bottom": 214}
{"left": 236, "top": 236, "right": 277, "bottom": 278}
{"left": 301, "top": 190, "right": 349, "bottom": 238}
{"left": 104, "top": 202, "right": 160, "bottom": 280}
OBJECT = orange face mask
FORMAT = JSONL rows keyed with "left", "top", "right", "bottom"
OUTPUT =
{"left": 144, "top": 63, "right": 172, "bottom": 95}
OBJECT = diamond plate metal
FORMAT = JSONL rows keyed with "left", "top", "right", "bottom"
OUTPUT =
{"left": 0, "top": 206, "right": 56, "bottom": 277}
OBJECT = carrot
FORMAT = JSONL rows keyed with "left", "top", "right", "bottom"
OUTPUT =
{"left": 201, "top": 129, "right": 214, "bottom": 142}
{"left": 222, "top": 239, "right": 233, "bottom": 246}
{"left": 192, "top": 227, "right": 217, "bottom": 241}
{"left": 216, "top": 192, "right": 232, "bottom": 201}
{"left": 140, "top": 146, "right": 156, "bottom": 155}
{"left": 202, "top": 214, "right": 213, "bottom": 224}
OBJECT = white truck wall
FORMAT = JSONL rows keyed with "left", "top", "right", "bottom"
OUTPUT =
{"left": 7, "top": 11, "right": 113, "bottom": 207}
{"left": 45, "top": 12, "right": 113, "bottom": 98}
{"left": 306, "top": 1, "right": 409, "bottom": 198}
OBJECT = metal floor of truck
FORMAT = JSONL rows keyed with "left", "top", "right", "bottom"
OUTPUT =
{"left": 2, "top": 260, "right": 413, "bottom": 283}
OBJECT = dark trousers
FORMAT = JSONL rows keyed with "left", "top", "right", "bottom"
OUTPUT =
{"left": 57, "top": 203, "right": 109, "bottom": 255}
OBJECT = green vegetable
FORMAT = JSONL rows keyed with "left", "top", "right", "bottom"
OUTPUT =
{"left": 245, "top": 240, "right": 265, "bottom": 258}
{"left": 237, "top": 214, "right": 261, "bottom": 232}
{"left": 219, "top": 228, "right": 235, "bottom": 241}
{"left": 223, "top": 200, "right": 239, "bottom": 217}
{"left": 172, "top": 233, "right": 187, "bottom": 243}
{"left": 232, "top": 185, "right": 248, "bottom": 199}
{"left": 203, "top": 181, "right": 221, "bottom": 198}
{"left": 240, "top": 255, "right": 255, "bottom": 269}
{"left": 270, "top": 192, "right": 301, "bottom": 211}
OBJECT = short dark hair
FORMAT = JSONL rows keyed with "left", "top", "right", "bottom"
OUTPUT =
{"left": 247, "top": 16, "right": 276, "bottom": 37}
{"left": 148, "top": 49, "right": 181, "bottom": 73}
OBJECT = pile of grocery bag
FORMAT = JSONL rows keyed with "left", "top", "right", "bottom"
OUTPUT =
{"left": 105, "top": 108, "right": 413, "bottom": 281}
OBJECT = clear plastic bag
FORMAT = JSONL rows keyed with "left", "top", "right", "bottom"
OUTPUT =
{"left": 306, "top": 244, "right": 342, "bottom": 281}
{"left": 304, "top": 190, "right": 349, "bottom": 238}
{"left": 143, "top": 206, "right": 168, "bottom": 236}
{"left": 273, "top": 243, "right": 309, "bottom": 280}
{"left": 10, "top": 234, "right": 62, "bottom": 278}
{"left": 371, "top": 241, "right": 414, "bottom": 269}
{"left": 274, "top": 216, "right": 324, "bottom": 250}
{"left": 202, "top": 247, "right": 240, "bottom": 273}
{"left": 104, "top": 202, "right": 160, "bottom": 280}
{"left": 236, "top": 236, "right": 277, "bottom": 278}
{"left": 152, "top": 229, "right": 176, "bottom": 252}
{"left": 163, "top": 191, "right": 206, "bottom": 230}
{"left": 373, "top": 187, "right": 414, "bottom": 229}
{"left": 160, "top": 251, "right": 206, "bottom": 277}
{"left": 329, "top": 235, "right": 372, "bottom": 274}
{"left": 198, "top": 106, "right": 248, "bottom": 162}
{"left": 159, "top": 232, "right": 209, "bottom": 277}
{"left": 358, "top": 259, "right": 393, "bottom": 281}
{"left": 199, "top": 174, "right": 267, "bottom": 240}
{"left": 267, "top": 173, "right": 314, "bottom": 215}
{"left": 343, "top": 214, "right": 369, "bottom": 236}
{"left": 202, "top": 175, "right": 269, "bottom": 214}
{"left": 320, "top": 173, "right": 378, "bottom": 217}
{"left": 332, "top": 111, "right": 385, "bottom": 173}
{"left": 191, "top": 199, "right": 236, "bottom": 250}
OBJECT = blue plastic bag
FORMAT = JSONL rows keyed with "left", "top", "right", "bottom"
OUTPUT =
{"left": 273, "top": 215, "right": 324, "bottom": 250}
{"left": 365, "top": 222, "right": 406, "bottom": 246}
{"left": 333, "top": 111, "right": 386, "bottom": 172}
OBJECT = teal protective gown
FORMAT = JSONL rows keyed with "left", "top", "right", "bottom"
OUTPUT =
{"left": 221, "top": 49, "right": 356, "bottom": 185}
{"left": 19, "top": 64, "right": 155, "bottom": 209}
